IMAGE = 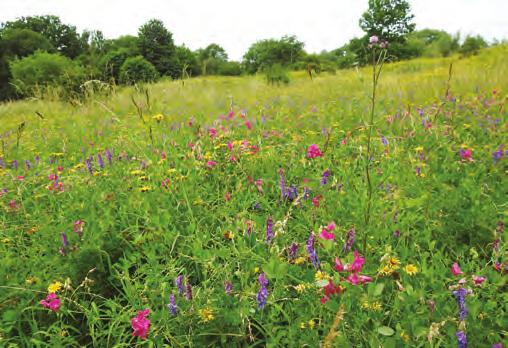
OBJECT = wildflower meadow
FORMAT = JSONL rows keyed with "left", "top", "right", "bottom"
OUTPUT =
{"left": 0, "top": 43, "right": 507, "bottom": 347}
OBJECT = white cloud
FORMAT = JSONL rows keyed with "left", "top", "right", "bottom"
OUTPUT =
{"left": 0, "top": 0, "right": 506, "bottom": 60}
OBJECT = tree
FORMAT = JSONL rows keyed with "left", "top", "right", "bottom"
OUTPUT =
{"left": 243, "top": 35, "right": 304, "bottom": 73}
{"left": 197, "top": 43, "right": 228, "bottom": 75}
{"left": 1, "top": 15, "right": 84, "bottom": 58}
{"left": 119, "top": 56, "right": 158, "bottom": 85}
{"left": 459, "top": 35, "right": 487, "bottom": 57}
{"left": 359, "top": 0, "right": 415, "bottom": 43}
{"left": 137, "top": 19, "right": 176, "bottom": 76}
{"left": 104, "top": 35, "right": 140, "bottom": 55}
{"left": 9, "top": 51, "right": 85, "bottom": 97}
{"left": 99, "top": 49, "right": 133, "bottom": 83}
{"left": 0, "top": 28, "right": 54, "bottom": 58}
{"left": 175, "top": 45, "right": 201, "bottom": 77}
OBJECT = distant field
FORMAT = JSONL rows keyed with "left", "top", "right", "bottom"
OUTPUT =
{"left": 0, "top": 46, "right": 506, "bottom": 347}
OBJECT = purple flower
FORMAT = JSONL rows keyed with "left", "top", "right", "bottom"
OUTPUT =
{"left": 25, "top": 160, "right": 31, "bottom": 170}
{"left": 35, "top": 155, "right": 40, "bottom": 165}
{"left": 288, "top": 242, "right": 299, "bottom": 260}
{"left": 12, "top": 159, "right": 18, "bottom": 170}
{"left": 0, "top": 158, "right": 5, "bottom": 168}
{"left": 416, "top": 166, "right": 421, "bottom": 176}
{"left": 85, "top": 158, "right": 93, "bottom": 175}
{"left": 257, "top": 273, "right": 269, "bottom": 310}
{"left": 343, "top": 228, "right": 356, "bottom": 254}
{"left": 303, "top": 186, "right": 310, "bottom": 200}
{"left": 381, "top": 136, "right": 389, "bottom": 146}
{"left": 278, "top": 169, "right": 286, "bottom": 201}
{"left": 61, "top": 232, "right": 69, "bottom": 247}
{"left": 287, "top": 185, "right": 297, "bottom": 201}
{"left": 492, "top": 344, "right": 503, "bottom": 348}
{"left": 168, "top": 294, "right": 177, "bottom": 316}
{"left": 492, "top": 145, "right": 504, "bottom": 165}
{"left": 306, "top": 233, "right": 320, "bottom": 270}
{"left": 185, "top": 283, "right": 193, "bottom": 300}
{"left": 224, "top": 281, "right": 233, "bottom": 295}
{"left": 456, "top": 331, "right": 468, "bottom": 348}
{"left": 320, "top": 170, "right": 330, "bottom": 186}
{"left": 254, "top": 202, "right": 261, "bottom": 210}
{"left": 97, "top": 154, "right": 104, "bottom": 169}
{"left": 266, "top": 216, "right": 274, "bottom": 244}
{"left": 369, "top": 35, "right": 379, "bottom": 45}
{"left": 175, "top": 275, "right": 185, "bottom": 296}
{"left": 453, "top": 287, "right": 469, "bottom": 321}
{"left": 393, "top": 230, "right": 401, "bottom": 238}
{"left": 105, "top": 149, "right": 113, "bottom": 165}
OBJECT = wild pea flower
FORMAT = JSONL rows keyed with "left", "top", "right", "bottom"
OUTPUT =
{"left": 12, "top": 159, "right": 18, "bottom": 170}
{"left": 40, "top": 293, "right": 61, "bottom": 312}
{"left": 307, "top": 144, "right": 323, "bottom": 158}
{"left": 257, "top": 273, "right": 269, "bottom": 310}
{"left": 320, "top": 170, "right": 330, "bottom": 185}
{"left": 453, "top": 287, "right": 469, "bottom": 321}
{"left": 74, "top": 220, "right": 84, "bottom": 238}
{"left": 303, "top": 178, "right": 310, "bottom": 200}
{"left": 97, "top": 154, "right": 104, "bottom": 169}
{"left": 209, "top": 127, "right": 217, "bottom": 137}
{"left": 224, "top": 281, "right": 233, "bottom": 295}
{"left": 343, "top": 228, "right": 356, "bottom": 253}
{"left": 59, "top": 232, "right": 69, "bottom": 255}
{"left": 346, "top": 273, "right": 373, "bottom": 285}
{"left": 25, "top": 160, "right": 31, "bottom": 170}
{"left": 451, "top": 263, "right": 463, "bottom": 276}
{"left": 350, "top": 250, "right": 365, "bottom": 273}
{"left": 456, "top": 331, "right": 467, "bottom": 348}
{"left": 306, "top": 232, "right": 321, "bottom": 270}
{"left": 168, "top": 294, "right": 177, "bottom": 316}
{"left": 278, "top": 169, "right": 286, "bottom": 200}
{"left": 492, "top": 145, "right": 504, "bottom": 165}
{"left": 288, "top": 243, "right": 299, "bottom": 260}
{"left": 319, "top": 222, "right": 336, "bottom": 240}
{"left": 287, "top": 185, "right": 298, "bottom": 201}
{"left": 245, "top": 120, "right": 252, "bottom": 130}
{"left": 175, "top": 275, "right": 185, "bottom": 295}
{"left": 185, "top": 283, "right": 193, "bottom": 300}
{"left": 381, "top": 136, "right": 389, "bottom": 146}
{"left": 266, "top": 216, "right": 274, "bottom": 244}
{"left": 207, "top": 160, "right": 217, "bottom": 169}
{"left": 459, "top": 148, "right": 473, "bottom": 161}
{"left": 105, "top": 149, "right": 113, "bottom": 165}
{"left": 131, "top": 309, "right": 150, "bottom": 340}
{"left": 85, "top": 159, "right": 93, "bottom": 175}
{"left": 472, "top": 275, "right": 486, "bottom": 287}
{"left": 320, "top": 279, "right": 341, "bottom": 304}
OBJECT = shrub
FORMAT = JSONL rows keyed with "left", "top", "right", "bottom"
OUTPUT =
{"left": 264, "top": 64, "right": 289, "bottom": 85}
{"left": 119, "top": 56, "right": 158, "bottom": 85}
{"left": 217, "top": 61, "right": 242, "bottom": 76}
{"left": 9, "top": 51, "right": 85, "bottom": 97}
{"left": 460, "top": 35, "right": 487, "bottom": 57}
{"left": 99, "top": 49, "right": 132, "bottom": 83}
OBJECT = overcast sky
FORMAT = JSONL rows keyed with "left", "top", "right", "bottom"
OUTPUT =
{"left": 1, "top": 0, "right": 506, "bottom": 60}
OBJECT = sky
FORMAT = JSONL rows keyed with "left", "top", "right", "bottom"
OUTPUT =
{"left": 1, "top": 0, "right": 507, "bottom": 60}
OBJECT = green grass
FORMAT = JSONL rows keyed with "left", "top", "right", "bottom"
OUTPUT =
{"left": 0, "top": 45, "right": 507, "bottom": 347}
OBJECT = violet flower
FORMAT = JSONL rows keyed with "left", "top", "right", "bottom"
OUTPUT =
{"left": 453, "top": 287, "right": 469, "bottom": 321}
{"left": 278, "top": 169, "right": 286, "bottom": 201}
{"left": 343, "top": 228, "right": 356, "bottom": 254}
{"left": 306, "top": 233, "right": 321, "bottom": 270}
{"left": 266, "top": 216, "right": 274, "bottom": 244}
{"left": 320, "top": 170, "right": 330, "bottom": 185}
{"left": 97, "top": 154, "right": 104, "bottom": 169}
{"left": 456, "top": 331, "right": 468, "bottom": 348}
{"left": 288, "top": 242, "right": 299, "bottom": 260}
{"left": 175, "top": 275, "right": 185, "bottom": 296}
{"left": 167, "top": 294, "right": 177, "bottom": 316}
{"left": 257, "top": 273, "right": 269, "bottom": 310}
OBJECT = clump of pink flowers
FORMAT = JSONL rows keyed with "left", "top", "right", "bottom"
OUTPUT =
{"left": 40, "top": 293, "right": 61, "bottom": 312}
{"left": 451, "top": 262, "right": 463, "bottom": 276}
{"left": 307, "top": 144, "right": 323, "bottom": 158}
{"left": 335, "top": 250, "right": 372, "bottom": 285}
{"left": 131, "top": 308, "right": 150, "bottom": 340}
{"left": 319, "top": 222, "right": 336, "bottom": 240}
{"left": 459, "top": 148, "right": 473, "bottom": 162}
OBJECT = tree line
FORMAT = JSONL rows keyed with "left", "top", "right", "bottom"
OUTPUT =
{"left": 0, "top": 0, "right": 497, "bottom": 101}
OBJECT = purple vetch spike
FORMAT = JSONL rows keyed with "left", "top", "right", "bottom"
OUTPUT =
{"left": 278, "top": 169, "right": 286, "bottom": 201}
{"left": 287, "top": 185, "right": 297, "bottom": 201}
{"left": 12, "top": 160, "right": 18, "bottom": 170}
{"left": 168, "top": 294, "right": 177, "bottom": 316}
{"left": 303, "top": 186, "right": 309, "bottom": 200}
{"left": 257, "top": 273, "right": 269, "bottom": 310}
{"left": 85, "top": 159, "right": 93, "bottom": 175}
{"left": 343, "top": 228, "right": 356, "bottom": 254}
{"left": 97, "top": 154, "right": 104, "bottom": 169}
{"left": 266, "top": 216, "right": 274, "bottom": 244}
{"left": 320, "top": 170, "right": 330, "bottom": 186}
{"left": 224, "top": 281, "right": 233, "bottom": 295}
{"left": 25, "top": 160, "right": 31, "bottom": 170}
{"left": 105, "top": 149, "right": 113, "bottom": 165}
{"left": 35, "top": 155, "right": 40, "bottom": 165}
{"left": 288, "top": 243, "right": 299, "bottom": 260}
{"left": 306, "top": 233, "right": 320, "bottom": 270}
{"left": 381, "top": 136, "right": 389, "bottom": 146}
{"left": 175, "top": 275, "right": 185, "bottom": 296}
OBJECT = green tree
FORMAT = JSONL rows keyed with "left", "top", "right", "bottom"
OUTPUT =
{"left": 1, "top": 15, "right": 84, "bottom": 58}
{"left": 359, "top": 0, "right": 415, "bottom": 43}
{"left": 119, "top": 55, "right": 158, "bottom": 85}
{"left": 99, "top": 49, "right": 134, "bottom": 83}
{"left": 459, "top": 35, "right": 487, "bottom": 57}
{"left": 243, "top": 35, "right": 304, "bottom": 73}
{"left": 137, "top": 19, "right": 176, "bottom": 76}
{"left": 197, "top": 43, "right": 228, "bottom": 75}
{"left": 104, "top": 35, "right": 140, "bottom": 55}
{"left": 217, "top": 61, "right": 242, "bottom": 76}
{"left": 9, "top": 51, "right": 85, "bottom": 97}
{"left": 175, "top": 45, "right": 201, "bottom": 77}
{"left": 0, "top": 28, "right": 54, "bottom": 58}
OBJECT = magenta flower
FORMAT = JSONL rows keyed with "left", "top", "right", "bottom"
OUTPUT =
{"left": 209, "top": 128, "right": 217, "bottom": 138}
{"left": 207, "top": 160, "right": 217, "bottom": 169}
{"left": 451, "top": 263, "right": 463, "bottom": 276}
{"left": 307, "top": 144, "right": 323, "bottom": 159}
{"left": 369, "top": 35, "right": 379, "bottom": 44}
{"left": 459, "top": 148, "right": 473, "bottom": 161}
{"left": 131, "top": 308, "right": 150, "bottom": 340}
{"left": 345, "top": 273, "right": 372, "bottom": 285}
{"left": 334, "top": 257, "right": 344, "bottom": 272}
{"left": 245, "top": 120, "right": 252, "bottom": 130}
{"left": 350, "top": 250, "right": 365, "bottom": 273}
{"left": 40, "top": 293, "right": 61, "bottom": 312}
{"left": 472, "top": 275, "right": 486, "bottom": 286}
{"left": 319, "top": 222, "right": 336, "bottom": 240}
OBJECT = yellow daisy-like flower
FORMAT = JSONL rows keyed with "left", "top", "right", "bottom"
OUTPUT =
{"left": 152, "top": 114, "right": 164, "bottom": 122}
{"left": 389, "top": 257, "right": 400, "bottom": 269}
{"left": 378, "top": 265, "right": 394, "bottom": 276}
{"left": 294, "top": 284, "right": 306, "bottom": 293}
{"left": 404, "top": 264, "right": 418, "bottom": 276}
{"left": 371, "top": 301, "right": 382, "bottom": 312}
{"left": 199, "top": 308, "right": 214, "bottom": 322}
{"left": 139, "top": 186, "right": 151, "bottom": 192}
{"left": 130, "top": 170, "right": 144, "bottom": 176}
{"left": 300, "top": 322, "right": 306, "bottom": 329}
{"left": 48, "top": 281, "right": 62, "bottom": 293}
{"left": 400, "top": 331, "right": 410, "bottom": 342}
{"left": 307, "top": 319, "right": 316, "bottom": 329}
{"left": 254, "top": 267, "right": 260, "bottom": 273}
{"left": 294, "top": 256, "right": 306, "bottom": 265}
{"left": 314, "top": 271, "right": 330, "bottom": 281}
{"left": 361, "top": 300, "right": 370, "bottom": 310}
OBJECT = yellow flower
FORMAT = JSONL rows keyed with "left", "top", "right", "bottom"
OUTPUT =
{"left": 477, "top": 312, "right": 487, "bottom": 320}
{"left": 308, "top": 319, "right": 316, "bottom": 329}
{"left": 139, "top": 186, "right": 151, "bottom": 192}
{"left": 314, "top": 271, "right": 330, "bottom": 281}
{"left": 254, "top": 267, "right": 260, "bottom": 273}
{"left": 48, "top": 281, "right": 62, "bottom": 293}
{"left": 294, "top": 284, "right": 306, "bottom": 293}
{"left": 294, "top": 256, "right": 306, "bottom": 265}
{"left": 300, "top": 322, "right": 306, "bottom": 329}
{"left": 60, "top": 330, "right": 69, "bottom": 337}
{"left": 361, "top": 300, "right": 370, "bottom": 310}
{"left": 130, "top": 170, "right": 144, "bottom": 176}
{"left": 378, "top": 265, "right": 394, "bottom": 276}
{"left": 389, "top": 257, "right": 400, "bottom": 269}
{"left": 223, "top": 231, "right": 234, "bottom": 240}
{"left": 152, "top": 114, "right": 164, "bottom": 122}
{"left": 199, "top": 308, "right": 214, "bottom": 322}
{"left": 404, "top": 264, "right": 418, "bottom": 276}
{"left": 400, "top": 331, "right": 410, "bottom": 342}
{"left": 371, "top": 301, "right": 382, "bottom": 312}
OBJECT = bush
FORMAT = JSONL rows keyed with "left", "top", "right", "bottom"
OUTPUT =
{"left": 264, "top": 64, "right": 289, "bottom": 85}
{"left": 99, "top": 49, "right": 132, "bottom": 83}
{"left": 217, "top": 61, "right": 242, "bottom": 76}
{"left": 9, "top": 51, "right": 85, "bottom": 97}
{"left": 119, "top": 56, "right": 158, "bottom": 85}
{"left": 460, "top": 35, "right": 487, "bottom": 57}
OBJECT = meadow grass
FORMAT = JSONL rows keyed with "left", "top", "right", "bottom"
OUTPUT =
{"left": 0, "top": 45, "right": 506, "bottom": 347}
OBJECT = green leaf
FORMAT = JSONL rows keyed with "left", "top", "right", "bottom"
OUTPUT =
{"left": 374, "top": 282, "right": 385, "bottom": 296}
{"left": 377, "top": 326, "right": 395, "bottom": 336}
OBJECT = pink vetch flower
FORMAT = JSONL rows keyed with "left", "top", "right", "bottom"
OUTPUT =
{"left": 369, "top": 35, "right": 379, "bottom": 45}
{"left": 334, "top": 257, "right": 345, "bottom": 272}
{"left": 16, "top": 176, "right": 25, "bottom": 181}
{"left": 307, "top": 144, "right": 323, "bottom": 159}
{"left": 209, "top": 128, "right": 217, "bottom": 138}
{"left": 40, "top": 293, "right": 61, "bottom": 312}
{"left": 227, "top": 142, "right": 234, "bottom": 151}
{"left": 245, "top": 120, "right": 252, "bottom": 130}
{"left": 345, "top": 273, "right": 373, "bottom": 285}
{"left": 320, "top": 279, "right": 342, "bottom": 304}
{"left": 131, "top": 308, "right": 151, "bottom": 340}
{"left": 206, "top": 160, "right": 217, "bottom": 169}
{"left": 319, "top": 222, "right": 336, "bottom": 240}
{"left": 350, "top": 250, "right": 365, "bottom": 273}
{"left": 459, "top": 148, "right": 473, "bottom": 161}
{"left": 451, "top": 263, "right": 463, "bottom": 276}
{"left": 472, "top": 275, "right": 486, "bottom": 286}
{"left": 312, "top": 195, "right": 323, "bottom": 208}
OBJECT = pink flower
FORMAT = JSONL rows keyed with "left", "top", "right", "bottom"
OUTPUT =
{"left": 460, "top": 148, "right": 473, "bottom": 161}
{"left": 131, "top": 308, "right": 150, "bottom": 340}
{"left": 369, "top": 35, "right": 379, "bottom": 44}
{"left": 225, "top": 192, "right": 231, "bottom": 201}
{"left": 320, "top": 279, "right": 342, "bottom": 304}
{"left": 451, "top": 262, "right": 463, "bottom": 276}
{"left": 307, "top": 144, "right": 323, "bottom": 159}
{"left": 334, "top": 257, "right": 344, "bottom": 272}
{"left": 345, "top": 273, "right": 372, "bottom": 285}
{"left": 16, "top": 176, "right": 25, "bottom": 181}
{"left": 207, "top": 160, "right": 217, "bottom": 169}
{"left": 245, "top": 120, "right": 252, "bottom": 130}
{"left": 319, "top": 222, "right": 336, "bottom": 240}
{"left": 40, "top": 293, "right": 61, "bottom": 312}
{"left": 209, "top": 128, "right": 217, "bottom": 138}
{"left": 472, "top": 275, "right": 486, "bottom": 286}
{"left": 350, "top": 250, "right": 365, "bottom": 273}
{"left": 227, "top": 110, "right": 235, "bottom": 119}
{"left": 227, "top": 142, "right": 234, "bottom": 151}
